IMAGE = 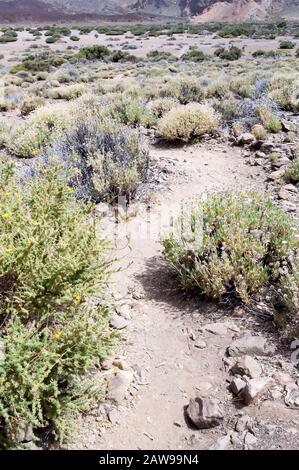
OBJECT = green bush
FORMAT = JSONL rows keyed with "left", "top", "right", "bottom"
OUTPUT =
{"left": 285, "top": 157, "right": 299, "bottom": 183}
{"left": 214, "top": 46, "right": 242, "bottom": 61}
{"left": 279, "top": 40, "right": 296, "bottom": 49}
{"left": 78, "top": 45, "right": 110, "bottom": 60}
{"left": 182, "top": 47, "right": 206, "bottom": 62}
{"left": 0, "top": 166, "right": 113, "bottom": 448}
{"left": 162, "top": 192, "right": 298, "bottom": 311}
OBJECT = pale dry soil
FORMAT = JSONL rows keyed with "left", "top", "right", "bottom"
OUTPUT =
{"left": 68, "top": 143, "right": 299, "bottom": 451}
{"left": 1, "top": 30, "right": 299, "bottom": 68}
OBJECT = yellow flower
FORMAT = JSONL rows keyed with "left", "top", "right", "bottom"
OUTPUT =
{"left": 3, "top": 192, "right": 9, "bottom": 197}
{"left": 53, "top": 331, "right": 62, "bottom": 340}
{"left": 74, "top": 295, "right": 81, "bottom": 301}
{"left": 66, "top": 187, "right": 73, "bottom": 193}
{"left": 5, "top": 247, "right": 12, "bottom": 253}
{"left": 1, "top": 213, "right": 10, "bottom": 220}
{"left": 31, "top": 149, "right": 39, "bottom": 156}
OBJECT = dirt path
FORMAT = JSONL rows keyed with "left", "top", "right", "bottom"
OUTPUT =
{"left": 69, "top": 144, "right": 298, "bottom": 450}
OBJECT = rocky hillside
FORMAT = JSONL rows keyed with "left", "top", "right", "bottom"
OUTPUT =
{"left": 0, "top": 0, "right": 299, "bottom": 22}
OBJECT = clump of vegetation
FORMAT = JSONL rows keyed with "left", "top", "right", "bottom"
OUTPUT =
{"left": 159, "top": 103, "right": 219, "bottom": 142}
{"left": 162, "top": 192, "right": 298, "bottom": 312}
{"left": 7, "top": 103, "right": 74, "bottom": 158}
{"left": 285, "top": 157, "right": 299, "bottom": 183}
{"left": 214, "top": 46, "right": 242, "bottom": 61}
{"left": 0, "top": 165, "right": 113, "bottom": 448}
{"left": 256, "top": 106, "right": 282, "bottom": 133}
{"left": 78, "top": 45, "right": 110, "bottom": 60}
{"left": 182, "top": 46, "right": 206, "bottom": 62}
{"left": 147, "top": 97, "right": 178, "bottom": 118}
{"left": 251, "top": 124, "right": 267, "bottom": 140}
{"left": 20, "top": 95, "right": 44, "bottom": 115}
{"left": 48, "top": 119, "right": 149, "bottom": 203}
{"left": 46, "top": 84, "right": 86, "bottom": 101}
{"left": 279, "top": 40, "right": 296, "bottom": 49}
{"left": 10, "top": 52, "right": 64, "bottom": 73}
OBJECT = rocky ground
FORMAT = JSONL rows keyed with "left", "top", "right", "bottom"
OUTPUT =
{"left": 59, "top": 116, "right": 299, "bottom": 451}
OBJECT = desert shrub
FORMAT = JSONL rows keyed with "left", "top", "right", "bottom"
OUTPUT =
{"left": 70, "top": 36, "right": 80, "bottom": 42}
{"left": 10, "top": 53, "right": 64, "bottom": 74}
{"left": 214, "top": 46, "right": 242, "bottom": 61}
{"left": 147, "top": 97, "right": 178, "bottom": 118}
{"left": 216, "top": 99, "right": 241, "bottom": 121}
{"left": 279, "top": 40, "right": 295, "bottom": 49}
{"left": 0, "top": 165, "right": 113, "bottom": 448}
{"left": 269, "top": 86, "right": 299, "bottom": 111}
{"left": 46, "top": 119, "right": 149, "bottom": 202}
{"left": 251, "top": 124, "right": 267, "bottom": 140}
{"left": 256, "top": 106, "right": 282, "bottom": 133}
{"left": 162, "top": 192, "right": 298, "bottom": 311}
{"left": 46, "top": 84, "right": 86, "bottom": 100}
{"left": 296, "top": 48, "right": 299, "bottom": 58}
{"left": 146, "top": 50, "right": 176, "bottom": 62}
{"left": 7, "top": 103, "right": 74, "bottom": 158}
{"left": 0, "top": 98, "right": 16, "bottom": 112}
{"left": 182, "top": 47, "right": 206, "bottom": 62}
{"left": 206, "top": 80, "right": 230, "bottom": 98}
{"left": 159, "top": 103, "right": 219, "bottom": 142}
{"left": 159, "top": 77, "right": 204, "bottom": 104}
{"left": 50, "top": 67, "right": 79, "bottom": 84}
{"left": 230, "top": 78, "right": 255, "bottom": 98}
{"left": 106, "top": 96, "right": 156, "bottom": 128}
{"left": 78, "top": 45, "right": 110, "bottom": 60}
{"left": 45, "top": 36, "right": 60, "bottom": 44}
{"left": 0, "top": 122, "right": 8, "bottom": 146}
{"left": 285, "top": 157, "right": 299, "bottom": 183}
{"left": 20, "top": 95, "right": 44, "bottom": 115}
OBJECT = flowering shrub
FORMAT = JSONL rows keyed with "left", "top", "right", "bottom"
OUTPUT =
{"left": 162, "top": 192, "right": 298, "bottom": 312}
{"left": 0, "top": 165, "right": 113, "bottom": 447}
{"left": 7, "top": 103, "right": 74, "bottom": 157}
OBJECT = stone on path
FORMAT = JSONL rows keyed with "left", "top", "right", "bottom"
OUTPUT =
{"left": 186, "top": 397, "right": 224, "bottom": 429}
{"left": 227, "top": 333, "right": 274, "bottom": 357}
{"left": 242, "top": 377, "right": 274, "bottom": 405}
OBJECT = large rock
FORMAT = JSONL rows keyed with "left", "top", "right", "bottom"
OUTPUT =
{"left": 242, "top": 377, "right": 274, "bottom": 405}
{"left": 186, "top": 397, "right": 224, "bottom": 429}
{"left": 107, "top": 370, "right": 133, "bottom": 404}
{"left": 231, "top": 355, "right": 262, "bottom": 379}
{"left": 209, "top": 435, "right": 231, "bottom": 450}
{"left": 238, "top": 133, "right": 255, "bottom": 145}
{"left": 268, "top": 168, "right": 286, "bottom": 181}
{"left": 109, "top": 314, "right": 128, "bottom": 330}
{"left": 229, "top": 377, "right": 246, "bottom": 396}
{"left": 227, "top": 333, "right": 274, "bottom": 357}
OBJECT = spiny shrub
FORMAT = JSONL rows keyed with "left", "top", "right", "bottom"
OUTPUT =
{"left": 269, "top": 86, "right": 299, "bottom": 111}
{"left": 0, "top": 122, "right": 8, "bottom": 146}
{"left": 0, "top": 165, "right": 113, "bottom": 448}
{"left": 7, "top": 103, "right": 74, "bottom": 158}
{"left": 162, "top": 192, "right": 298, "bottom": 312}
{"left": 285, "top": 157, "right": 299, "bottom": 183}
{"left": 175, "top": 78, "right": 205, "bottom": 105}
{"left": 159, "top": 103, "right": 219, "bottom": 142}
{"left": 46, "top": 119, "right": 149, "bottom": 202}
